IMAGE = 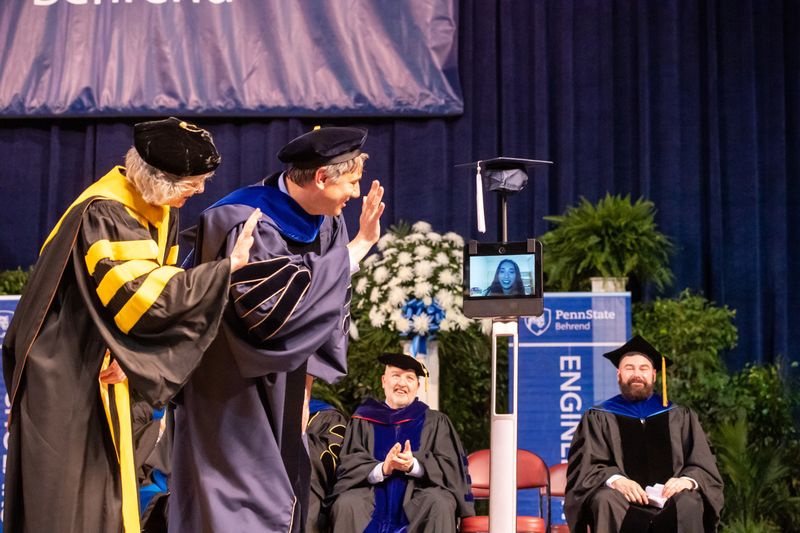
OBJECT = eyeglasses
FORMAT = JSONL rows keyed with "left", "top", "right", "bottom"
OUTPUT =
{"left": 177, "top": 176, "right": 211, "bottom": 194}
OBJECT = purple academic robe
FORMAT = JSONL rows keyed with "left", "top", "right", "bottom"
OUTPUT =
{"left": 170, "top": 177, "right": 352, "bottom": 533}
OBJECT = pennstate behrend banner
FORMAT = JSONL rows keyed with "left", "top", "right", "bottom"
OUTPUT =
{"left": 0, "top": 296, "right": 18, "bottom": 531}
{"left": 516, "top": 292, "right": 631, "bottom": 525}
{"left": 0, "top": 0, "right": 462, "bottom": 117}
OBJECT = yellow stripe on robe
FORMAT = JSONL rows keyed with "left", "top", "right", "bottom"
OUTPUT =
{"left": 98, "top": 352, "right": 140, "bottom": 533}
{"left": 95, "top": 260, "right": 160, "bottom": 306}
{"left": 114, "top": 266, "right": 182, "bottom": 334}
{"left": 114, "top": 376, "right": 139, "bottom": 532}
{"left": 166, "top": 245, "right": 179, "bottom": 265}
{"left": 124, "top": 206, "right": 149, "bottom": 230}
{"left": 42, "top": 167, "right": 168, "bottom": 254}
{"left": 85, "top": 239, "right": 160, "bottom": 276}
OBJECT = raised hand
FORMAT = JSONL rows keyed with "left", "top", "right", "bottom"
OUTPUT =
{"left": 358, "top": 180, "right": 385, "bottom": 245}
{"left": 230, "top": 208, "right": 262, "bottom": 272}
{"left": 348, "top": 180, "right": 385, "bottom": 265}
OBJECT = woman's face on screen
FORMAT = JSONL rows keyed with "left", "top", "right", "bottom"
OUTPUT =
{"left": 498, "top": 261, "right": 517, "bottom": 291}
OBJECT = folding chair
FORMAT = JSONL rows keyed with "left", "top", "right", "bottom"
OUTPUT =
{"left": 546, "top": 462, "right": 570, "bottom": 533}
{"left": 460, "top": 449, "right": 549, "bottom": 533}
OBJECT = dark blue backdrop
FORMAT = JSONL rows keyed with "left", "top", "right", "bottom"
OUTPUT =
{"left": 0, "top": 0, "right": 797, "bottom": 371}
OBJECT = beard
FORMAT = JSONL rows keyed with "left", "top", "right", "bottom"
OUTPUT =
{"left": 619, "top": 376, "right": 654, "bottom": 401}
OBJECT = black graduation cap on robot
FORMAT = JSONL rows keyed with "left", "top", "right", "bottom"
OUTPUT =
{"left": 603, "top": 335, "right": 673, "bottom": 406}
{"left": 455, "top": 157, "right": 553, "bottom": 233}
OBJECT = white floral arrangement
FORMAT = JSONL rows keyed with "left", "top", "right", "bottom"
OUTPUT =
{"left": 351, "top": 221, "right": 478, "bottom": 344}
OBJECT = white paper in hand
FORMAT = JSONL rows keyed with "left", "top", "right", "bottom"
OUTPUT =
{"left": 645, "top": 483, "right": 668, "bottom": 508}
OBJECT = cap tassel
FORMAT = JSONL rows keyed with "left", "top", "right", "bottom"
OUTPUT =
{"left": 661, "top": 356, "right": 668, "bottom": 407}
{"left": 476, "top": 161, "right": 486, "bottom": 233}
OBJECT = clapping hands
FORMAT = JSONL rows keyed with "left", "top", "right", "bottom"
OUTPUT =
{"left": 382, "top": 440, "right": 415, "bottom": 476}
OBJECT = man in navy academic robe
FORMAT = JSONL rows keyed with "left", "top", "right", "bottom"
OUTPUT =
{"left": 565, "top": 336, "right": 725, "bottom": 533}
{"left": 330, "top": 353, "right": 474, "bottom": 533}
{"left": 169, "top": 127, "right": 385, "bottom": 532}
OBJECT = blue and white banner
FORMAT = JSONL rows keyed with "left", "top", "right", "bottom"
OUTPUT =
{"left": 0, "top": 0, "right": 462, "bottom": 117}
{"left": 0, "top": 296, "right": 19, "bottom": 531}
{"left": 516, "top": 292, "right": 631, "bottom": 525}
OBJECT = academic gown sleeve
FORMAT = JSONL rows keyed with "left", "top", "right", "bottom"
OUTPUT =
{"left": 670, "top": 407, "right": 725, "bottom": 529}
{"left": 307, "top": 409, "right": 348, "bottom": 532}
{"left": 564, "top": 410, "right": 624, "bottom": 532}
{"left": 413, "top": 411, "right": 475, "bottom": 518}
{"left": 77, "top": 201, "right": 231, "bottom": 404}
{"left": 331, "top": 417, "right": 379, "bottom": 495}
{"left": 308, "top": 409, "right": 348, "bottom": 492}
{"left": 219, "top": 217, "right": 351, "bottom": 378}
{"left": 327, "top": 417, "right": 379, "bottom": 532}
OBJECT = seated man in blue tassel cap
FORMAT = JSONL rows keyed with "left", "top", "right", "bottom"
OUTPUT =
{"left": 565, "top": 335, "right": 724, "bottom": 532}
{"left": 170, "top": 126, "right": 385, "bottom": 533}
{"left": 330, "top": 353, "right": 474, "bottom": 533}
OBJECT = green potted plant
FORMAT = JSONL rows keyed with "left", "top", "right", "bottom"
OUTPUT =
{"left": 633, "top": 290, "right": 738, "bottom": 423}
{"left": 0, "top": 267, "right": 30, "bottom": 295}
{"left": 539, "top": 193, "right": 674, "bottom": 292}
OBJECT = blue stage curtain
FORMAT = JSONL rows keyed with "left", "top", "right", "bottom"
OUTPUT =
{"left": 0, "top": 0, "right": 797, "bottom": 370}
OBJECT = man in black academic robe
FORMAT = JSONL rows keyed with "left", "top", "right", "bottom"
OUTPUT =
{"left": 306, "top": 399, "right": 348, "bottom": 533}
{"left": 1, "top": 118, "right": 259, "bottom": 533}
{"left": 169, "top": 127, "right": 385, "bottom": 532}
{"left": 565, "top": 335, "right": 725, "bottom": 533}
{"left": 330, "top": 353, "right": 474, "bottom": 533}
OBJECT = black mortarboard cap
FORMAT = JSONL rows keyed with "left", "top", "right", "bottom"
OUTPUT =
{"left": 602, "top": 335, "right": 673, "bottom": 368}
{"left": 455, "top": 157, "right": 552, "bottom": 233}
{"left": 378, "top": 352, "right": 428, "bottom": 378}
{"left": 133, "top": 117, "right": 221, "bottom": 178}
{"left": 278, "top": 126, "right": 367, "bottom": 170}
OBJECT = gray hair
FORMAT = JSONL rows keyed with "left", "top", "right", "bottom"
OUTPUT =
{"left": 124, "top": 147, "right": 212, "bottom": 205}
{"left": 286, "top": 153, "right": 369, "bottom": 186}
